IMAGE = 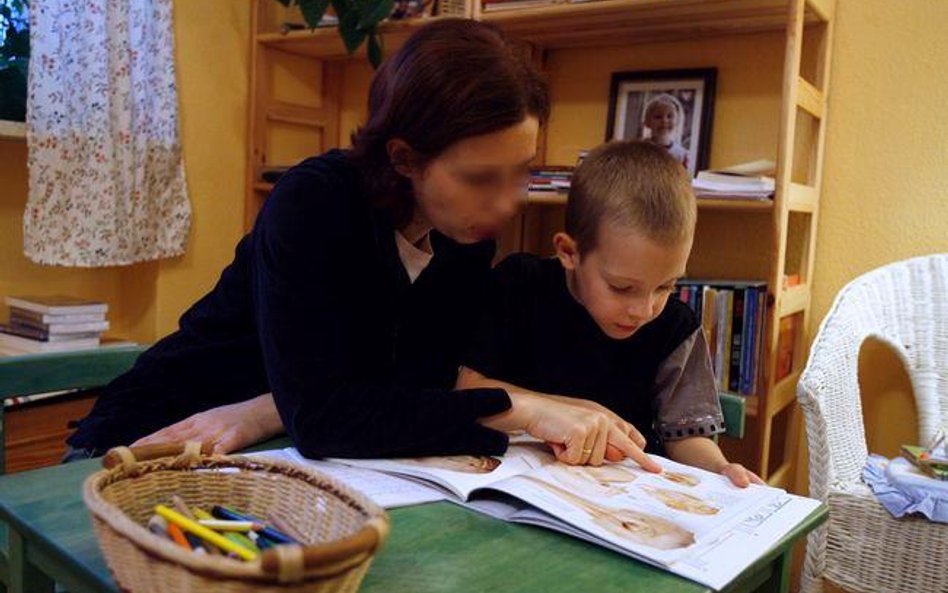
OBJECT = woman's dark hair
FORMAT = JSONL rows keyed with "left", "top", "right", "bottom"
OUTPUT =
{"left": 349, "top": 19, "right": 550, "bottom": 227}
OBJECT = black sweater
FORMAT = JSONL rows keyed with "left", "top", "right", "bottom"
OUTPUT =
{"left": 68, "top": 150, "right": 512, "bottom": 457}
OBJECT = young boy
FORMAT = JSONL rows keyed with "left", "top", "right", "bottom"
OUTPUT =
{"left": 457, "top": 141, "right": 762, "bottom": 488}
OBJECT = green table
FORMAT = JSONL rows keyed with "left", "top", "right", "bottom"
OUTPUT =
{"left": 0, "top": 443, "right": 826, "bottom": 593}
{"left": 0, "top": 345, "right": 146, "bottom": 474}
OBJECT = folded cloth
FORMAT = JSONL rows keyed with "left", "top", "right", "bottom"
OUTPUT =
{"left": 863, "top": 454, "right": 948, "bottom": 523}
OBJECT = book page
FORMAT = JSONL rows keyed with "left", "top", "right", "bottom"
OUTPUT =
{"left": 330, "top": 449, "right": 536, "bottom": 500}
{"left": 476, "top": 445, "right": 819, "bottom": 590}
{"left": 247, "top": 448, "right": 447, "bottom": 508}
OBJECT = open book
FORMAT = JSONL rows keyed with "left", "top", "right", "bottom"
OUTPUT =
{"left": 331, "top": 440, "right": 821, "bottom": 591}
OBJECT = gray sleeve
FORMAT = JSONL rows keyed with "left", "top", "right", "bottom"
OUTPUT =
{"left": 653, "top": 329, "right": 726, "bottom": 441}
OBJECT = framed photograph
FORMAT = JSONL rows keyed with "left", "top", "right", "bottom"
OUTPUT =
{"left": 606, "top": 68, "right": 717, "bottom": 177}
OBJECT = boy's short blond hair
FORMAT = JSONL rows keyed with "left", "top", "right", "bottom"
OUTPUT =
{"left": 566, "top": 140, "right": 696, "bottom": 254}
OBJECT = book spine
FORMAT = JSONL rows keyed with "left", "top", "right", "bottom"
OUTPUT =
{"left": 740, "top": 287, "right": 757, "bottom": 395}
{"left": 728, "top": 288, "right": 744, "bottom": 393}
{"left": 701, "top": 287, "right": 717, "bottom": 358}
{"left": 753, "top": 289, "right": 767, "bottom": 394}
{"left": 714, "top": 291, "right": 729, "bottom": 390}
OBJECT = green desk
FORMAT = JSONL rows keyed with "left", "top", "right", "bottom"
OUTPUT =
{"left": 0, "top": 345, "right": 146, "bottom": 474}
{"left": 0, "top": 445, "right": 826, "bottom": 593}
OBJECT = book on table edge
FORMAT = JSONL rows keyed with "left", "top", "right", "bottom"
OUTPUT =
{"left": 329, "top": 439, "right": 822, "bottom": 591}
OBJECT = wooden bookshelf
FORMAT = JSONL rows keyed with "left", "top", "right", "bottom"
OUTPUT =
{"left": 245, "top": 0, "right": 835, "bottom": 489}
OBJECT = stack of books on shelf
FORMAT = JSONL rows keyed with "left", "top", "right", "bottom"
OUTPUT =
{"left": 0, "top": 296, "right": 110, "bottom": 355}
{"left": 675, "top": 280, "right": 768, "bottom": 396}
{"left": 529, "top": 166, "right": 573, "bottom": 193}
{"left": 692, "top": 159, "right": 775, "bottom": 201}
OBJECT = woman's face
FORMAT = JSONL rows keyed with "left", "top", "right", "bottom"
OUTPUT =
{"left": 406, "top": 117, "right": 539, "bottom": 243}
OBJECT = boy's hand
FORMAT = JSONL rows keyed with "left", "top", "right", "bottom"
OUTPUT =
{"left": 720, "top": 463, "right": 765, "bottom": 488}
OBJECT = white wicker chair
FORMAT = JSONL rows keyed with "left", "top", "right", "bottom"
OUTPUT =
{"left": 797, "top": 254, "right": 948, "bottom": 593}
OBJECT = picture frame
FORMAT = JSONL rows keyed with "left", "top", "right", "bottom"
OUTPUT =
{"left": 606, "top": 68, "right": 717, "bottom": 177}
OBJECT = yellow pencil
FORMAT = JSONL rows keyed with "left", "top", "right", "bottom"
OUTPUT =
{"left": 154, "top": 505, "right": 257, "bottom": 561}
{"left": 192, "top": 507, "right": 214, "bottom": 521}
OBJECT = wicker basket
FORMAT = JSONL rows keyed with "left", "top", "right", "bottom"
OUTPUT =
{"left": 83, "top": 442, "right": 389, "bottom": 593}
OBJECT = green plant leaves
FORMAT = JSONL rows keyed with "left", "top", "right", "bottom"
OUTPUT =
{"left": 298, "top": 0, "right": 332, "bottom": 27}
{"left": 367, "top": 31, "right": 383, "bottom": 69}
{"left": 358, "top": 0, "right": 394, "bottom": 32}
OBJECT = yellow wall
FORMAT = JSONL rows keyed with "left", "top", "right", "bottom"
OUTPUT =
{"left": 155, "top": 0, "right": 250, "bottom": 336}
{"left": 0, "top": 1, "right": 249, "bottom": 343}
{"left": 812, "top": 0, "right": 948, "bottom": 448}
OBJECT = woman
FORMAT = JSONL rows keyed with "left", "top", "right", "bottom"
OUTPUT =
{"left": 67, "top": 19, "right": 648, "bottom": 465}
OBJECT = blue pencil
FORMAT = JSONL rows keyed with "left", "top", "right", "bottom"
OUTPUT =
{"left": 211, "top": 506, "right": 299, "bottom": 545}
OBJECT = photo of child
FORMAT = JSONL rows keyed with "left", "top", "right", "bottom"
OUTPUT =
{"left": 641, "top": 93, "right": 689, "bottom": 169}
{"left": 606, "top": 68, "right": 716, "bottom": 177}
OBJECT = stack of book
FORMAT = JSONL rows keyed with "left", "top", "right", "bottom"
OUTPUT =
{"left": 0, "top": 296, "right": 110, "bottom": 354}
{"left": 675, "top": 280, "right": 768, "bottom": 396}
{"left": 692, "top": 171, "right": 775, "bottom": 201}
{"left": 529, "top": 166, "right": 573, "bottom": 193}
{"left": 692, "top": 159, "right": 776, "bottom": 201}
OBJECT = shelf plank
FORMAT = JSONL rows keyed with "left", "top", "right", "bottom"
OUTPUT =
{"left": 253, "top": 182, "right": 275, "bottom": 193}
{"left": 796, "top": 77, "right": 824, "bottom": 120}
{"left": 779, "top": 284, "right": 809, "bottom": 317}
{"left": 766, "top": 460, "right": 794, "bottom": 489}
{"left": 526, "top": 192, "right": 567, "bottom": 205}
{"left": 786, "top": 182, "right": 817, "bottom": 213}
{"left": 770, "top": 370, "right": 802, "bottom": 418}
{"left": 267, "top": 102, "right": 335, "bottom": 129}
{"left": 483, "top": 0, "right": 824, "bottom": 48}
{"left": 0, "top": 120, "right": 26, "bottom": 141}
{"left": 526, "top": 193, "right": 775, "bottom": 211}
{"left": 696, "top": 197, "right": 773, "bottom": 211}
{"left": 256, "top": 17, "right": 445, "bottom": 59}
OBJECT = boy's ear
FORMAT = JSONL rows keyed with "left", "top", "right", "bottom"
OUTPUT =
{"left": 386, "top": 138, "right": 417, "bottom": 178}
{"left": 553, "top": 232, "right": 580, "bottom": 270}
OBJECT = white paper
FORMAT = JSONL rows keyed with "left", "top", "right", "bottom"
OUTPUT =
{"left": 247, "top": 448, "right": 447, "bottom": 509}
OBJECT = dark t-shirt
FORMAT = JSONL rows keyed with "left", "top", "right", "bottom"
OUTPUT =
{"left": 68, "top": 150, "right": 512, "bottom": 457}
{"left": 464, "top": 253, "right": 723, "bottom": 453}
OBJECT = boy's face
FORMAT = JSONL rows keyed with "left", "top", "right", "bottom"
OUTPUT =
{"left": 555, "top": 223, "right": 691, "bottom": 340}
{"left": 644, "top": 103, "right": 678, "bottom": 144}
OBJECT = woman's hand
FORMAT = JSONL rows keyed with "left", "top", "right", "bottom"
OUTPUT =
{"left": 719, "top": 463, "right": 765, "bottom": 488}
{"left": 130, "top": 393, "right": 284, "bottom": 454}
{"left": 482, "top": 391, "right": 661, "bottom": 472}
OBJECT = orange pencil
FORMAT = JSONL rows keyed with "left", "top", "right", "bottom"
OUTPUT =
{"left": 167, "top": 523, "right": 192, "bottom": 550}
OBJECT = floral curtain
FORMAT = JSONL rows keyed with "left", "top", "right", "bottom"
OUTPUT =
{"left": 25, "top": 0, "right": 190, "bottom": 266}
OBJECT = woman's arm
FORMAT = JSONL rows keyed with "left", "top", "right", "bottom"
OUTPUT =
{"left": 457, "top": 367, "right": 660, "bottom": 471}
{"left": 251, "top": 162, "right": 512, "bottom": 459}
{"left": 131, "top": 393, "right": 284, "bottom": 453}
